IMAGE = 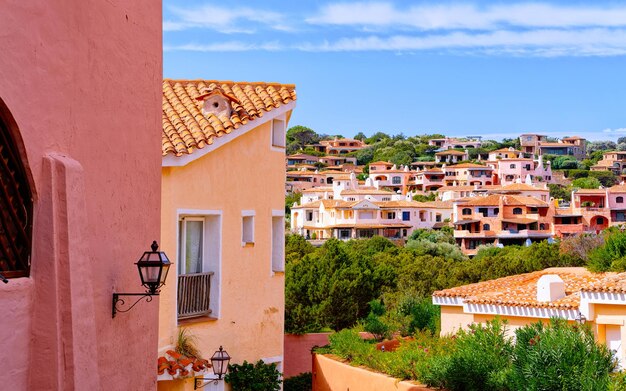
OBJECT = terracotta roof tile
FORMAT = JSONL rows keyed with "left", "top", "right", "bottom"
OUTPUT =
{"left": 581, "top": 272, "right": 626, "bottom": 293}
{"left": 434, "top": 267, "right": 609, "bottom": 310}
{"left": 162, "top": 79, "right": 296, "bottom": 156}
{"left": 447, "top": 163, "right": 492, "bottom": 169}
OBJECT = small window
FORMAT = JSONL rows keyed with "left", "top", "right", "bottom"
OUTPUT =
{"left": 597, "top": 217, "right": 605, "bottom": 225}
{"left": 436, "top": 214, "right": 442, "bottom": 222}
{"left": 462, "top": 208, "right": 472, "bottom": 216}
{"left": 271, "top": 213, "right": 285, "bottom": 273}
{"left": 242, "top": 211, "right": 255, "bottom": 245}
{"left": 513, "top": 207, "right": 523, "bottom": 215}
{"left": 494, "top": 208, "right": 500, "bottom": 215}
{"left": 539, "top": 223, "right": 546, "bottom": 230}
{"left": 510, "top": 164, "right": 516, "bottom": 169}
{"left": 402, "top": 211, "right": 410, "bottom": 221}
{"left": 483, "top": 224, "right": 490, "bottom": 231}
{"left": 387, "top": 212, "right": 396, "bottom": 219}
{"left": 392, "top": 176, "right": 402, "bottom": 184}
{"left": 271, "top": 119, "right": 286, "bottom": 148}
{"left": 618, "top": 197, "right": 624, "bottom": 204}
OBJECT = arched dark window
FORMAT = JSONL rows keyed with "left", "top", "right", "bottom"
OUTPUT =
{"left": 462, "top": 208, "right": 472, "bottom": 216}
{"left": 539, "top": 223, "right": 546, "bottom": 230}
{"left": 513, "top": 207, "right": 523, "bottom": 215}
{"left": 0, "top": 104, "right": 33, "bottom": 278}
{"left": 483, "top": 224, "right": 490, "bottom": 231}
{"left": 618, "top": 196, "right": 624, "bottom": 204}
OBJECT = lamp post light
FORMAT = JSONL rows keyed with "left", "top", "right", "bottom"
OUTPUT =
{"left": 575, "top": 312, "right": 587, "bottom": 325}
{"left": 112, "top": 241, "right": 171, "bottom": 318}
{"left": 194, "top": 346, "right": 231, "bottom": 389}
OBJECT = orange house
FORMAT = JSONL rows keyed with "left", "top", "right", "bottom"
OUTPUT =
{"left": 157, "top": 80, "right": 296, "bottom": 390}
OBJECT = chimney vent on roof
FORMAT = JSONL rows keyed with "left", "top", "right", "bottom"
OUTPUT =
{"left": 196, "top": 87, "right": 239, "bottom": 120}
{"left": 537, "top": 274, "right": 565, "bottom": 302}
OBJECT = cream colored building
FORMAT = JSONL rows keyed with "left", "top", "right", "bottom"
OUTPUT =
{"left": 157, "top": 80, "right": 296, "bottom": 390}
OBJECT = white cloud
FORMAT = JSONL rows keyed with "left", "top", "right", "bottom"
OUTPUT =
{"left": 603, "top": 128, "right": 626, "bottom": 134}
{"left": 164, "top": 41, "right": 283, "bottom": 52}
{"left": 307, "top": 2, "right": 626, "bottom": 31}
{"left": 294, "top": 28, "right": 626, "bottom": 56}
{"left": 164, "top": 4, "right": 291, "bottom": 33}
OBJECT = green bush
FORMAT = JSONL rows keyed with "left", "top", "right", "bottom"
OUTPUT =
{"left": 284, "top": 372, "right": 312, "bottom": 391}
{"left": 421, "top": 319, "right": 513, "bottom": 391}
{"left": 588, "top": 229, "right": 626, "bottom": 272}
{"left": 364, "top": 299, "right": 392, "bottom": 341}
{"left": 572, "top": 177, "right": 602, "bottom": 189}
{"left": 508, "top": 319, "right": 615, "bottom": 390}
{"left": 396, "top": 295, "right": 440, "bottom": 335}
{"left": 225, "top": 360, "right": 282, "bottom": 391}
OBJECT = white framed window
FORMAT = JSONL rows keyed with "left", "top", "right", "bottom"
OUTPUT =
{"left": 271, "top": 210, "right": 285, "bottom": 274}
{"left": 271, "top": 119, "right": 286, "bottom": 148}
{"left": 177, "top": 211, "right": 222, "bottom": 320}
{"left": 242, "top": 210, "right": 255, "bottom": 245}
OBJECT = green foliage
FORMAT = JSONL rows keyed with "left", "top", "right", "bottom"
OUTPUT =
{"left": 283, "top": 372, "right": 312, "bottom": 391}
{"left": 412, "top": 193, "right": 437, "bottom": 202}
{"left": 552, "top": 155, "right": 580, "bottom": 169}
{"left": 610, "top": 372, "right": 626, "bottom": 391}
{"left": 285, "top": 238, "right": 397, "bottom": 333}
{"left": 572, "top": 176, "right": 601, "bottom": 189}
{"left": 588, "top": 229, "right": 626, "bottom": 272}
{"left": 408, "top": 228, "right": 454, "bottom": 244}
{"left": 421, "top": 319, "right": 513, "bottom": 391}
{"left": 548, "top": 183, "right": 571, "bottom": 202}
{"left": 285, "top": 234, "right": 315, "bottom": 265}
{"left": 286, "top": 125, "right": 320, "bottom": 154}
{"left": 508, "top": 319, "right": 615, "bottom": 391}
{"left": 363, "top": 300, "right": 392, "bottom": 341}
{"left": 225, "top": 360, "right": 282, "bottom": 391}
{"left": 396, "top": 294, "right": 440, "bottom": 335}
{"left": 285, "top": 192, "right": 302, "bottom": 215}
{"left": 589, "top": 170, "right": 619, "bottom": 187}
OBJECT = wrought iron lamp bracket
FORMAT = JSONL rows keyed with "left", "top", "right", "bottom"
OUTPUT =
{"left": 194, "top": 377, "right": 221, "bottom": 389}
{"left": 111, "top": 292, "right": 157, "bottom": 318}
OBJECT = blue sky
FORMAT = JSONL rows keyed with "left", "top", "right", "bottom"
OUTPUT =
{"left": 163, "top": 1, "right": 626, "bottom": 141}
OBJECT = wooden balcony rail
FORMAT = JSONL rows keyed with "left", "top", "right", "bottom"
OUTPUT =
{"left": 178, "top": 272, "right": 213, "bottom": 319}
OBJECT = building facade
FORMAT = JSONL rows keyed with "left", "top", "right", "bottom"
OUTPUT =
{"left": 158, "top": 80, "right": 295, "bottom": 390}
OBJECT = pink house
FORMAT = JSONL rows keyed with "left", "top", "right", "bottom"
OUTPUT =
{"left": 1, "top": 1, "right": 163, "bottom": 390}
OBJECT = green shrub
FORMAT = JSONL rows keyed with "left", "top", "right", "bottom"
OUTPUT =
{"left": 610, "top": 371, "right": 626, "bottom": 391}
{"left": 588, "top": 229, "right": 626, "bottom": 272}
{"left": 572, "top": 177, "right": 601, "bottom": 189}
{"left": 508, "top": 319, "right": 615, "bottom": 391}
{"left": 364, "top": 300, "right": 392, "bottom": 341}
{"left": 421, "top": 318, "right": 513, "bottom": 391}
{"left": 396, "top": 295, "right": 440, "bottom": 335}
{"left": 225, "top": 360, "right": 282, "bottom": 391}
{"left": 284, "top": 372, "right": 312, "bottom": 391}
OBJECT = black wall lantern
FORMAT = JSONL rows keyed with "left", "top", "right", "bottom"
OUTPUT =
{"left": 112, "top": 241, "right": 171, "bottom": 318}
{"left": 194, "top": 346, "right": 231, "bottom": 389}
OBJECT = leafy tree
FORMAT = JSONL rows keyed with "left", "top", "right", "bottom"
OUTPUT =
{"left": 365, "top": 132, "right": 391, "bottom": 144}
{"left": 548, "top": 184, "right": 571, "bottom": 202}
{"left": 225, "top": 360, "right": 282, "bottom": 391}
{"left": 572, "top": 177, "right": 601, "bottom": 189}
{"left": 588, "top": 228, "right": 626, "bottom": 271}
{"left": 589, "top": 170, "right": 618, "bottom": 187}
{"left": 412, "top": 193, "right": 437, "bottom": 202}
{"left": 588, "top": 141, "right": 616, "bottom": 154}
{"left": 552, "top": 155, "right": 579, "bottom": 169}
{"left": 353, "top": 131, "right": 366, "bottom": 141}
{"left": 285, "top": 192, "right": 302, "bottom": 215}
{"left": 286, "top": 125, "right": 320, "bottom": 154}
{"left": 618, "top": 136, "right": 626, "bottom": 144}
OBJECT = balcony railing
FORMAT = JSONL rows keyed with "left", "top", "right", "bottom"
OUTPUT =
{"left": 178, "top": 272, "right": 213, "bottom": 319}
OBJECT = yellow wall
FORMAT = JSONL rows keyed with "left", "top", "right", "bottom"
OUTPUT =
{"left": 158, "top": 119, "right": 286, "bottom": 390}
{"left": 439, "top": 306, "right": 474, "bottom": 336}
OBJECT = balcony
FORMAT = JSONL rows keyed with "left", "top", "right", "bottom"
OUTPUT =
{"left": 178, "top": 272, "right": 213, "bottom": 319}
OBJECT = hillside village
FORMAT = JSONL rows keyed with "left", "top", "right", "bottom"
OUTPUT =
{"left": 4, "top": 2, "right": 626, "bottom": 391}
{"left": 287, "top": 131, "right": 625, "bottom": 255}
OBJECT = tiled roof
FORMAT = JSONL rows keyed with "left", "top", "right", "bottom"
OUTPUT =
{"left": 301, "top": 186, "right": 333, "bottom": 193}
{"left": 610, "top": 184, "right": 626, "bottom": 192}
{"left": 434, "top": 267, "right": 609, "bottom": 310}
{"left": 502, "top": 195, "right": 548, "bottom": 206}
{"left": 158, "top": 350, "right": 211, "bottom": 377}
{"left": 463, "top": 195, "right": 501, "bottom": 206}
{"left": 498, "top": 183, "right": 547, "bottom": 192}
{"left": 436, "top": 150, "right": 467, "bottom": 155}
{"left": 582, "top": 273, "right": 626, "bottom": 293}
{"left": 369, "top": 161, "right": 393, "bottom": 166}
{"left": 162, "top": 79, "right": 296, "bottom": 156}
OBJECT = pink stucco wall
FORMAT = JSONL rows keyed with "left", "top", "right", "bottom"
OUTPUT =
{"left": 284, "top": 333, "right": 331, "bottom": 378}
{"left": 0, "top": 1, "right": 162, "bottom": 390}
{"left": 312, "top": 354, "right": 433, "bottom": 391}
